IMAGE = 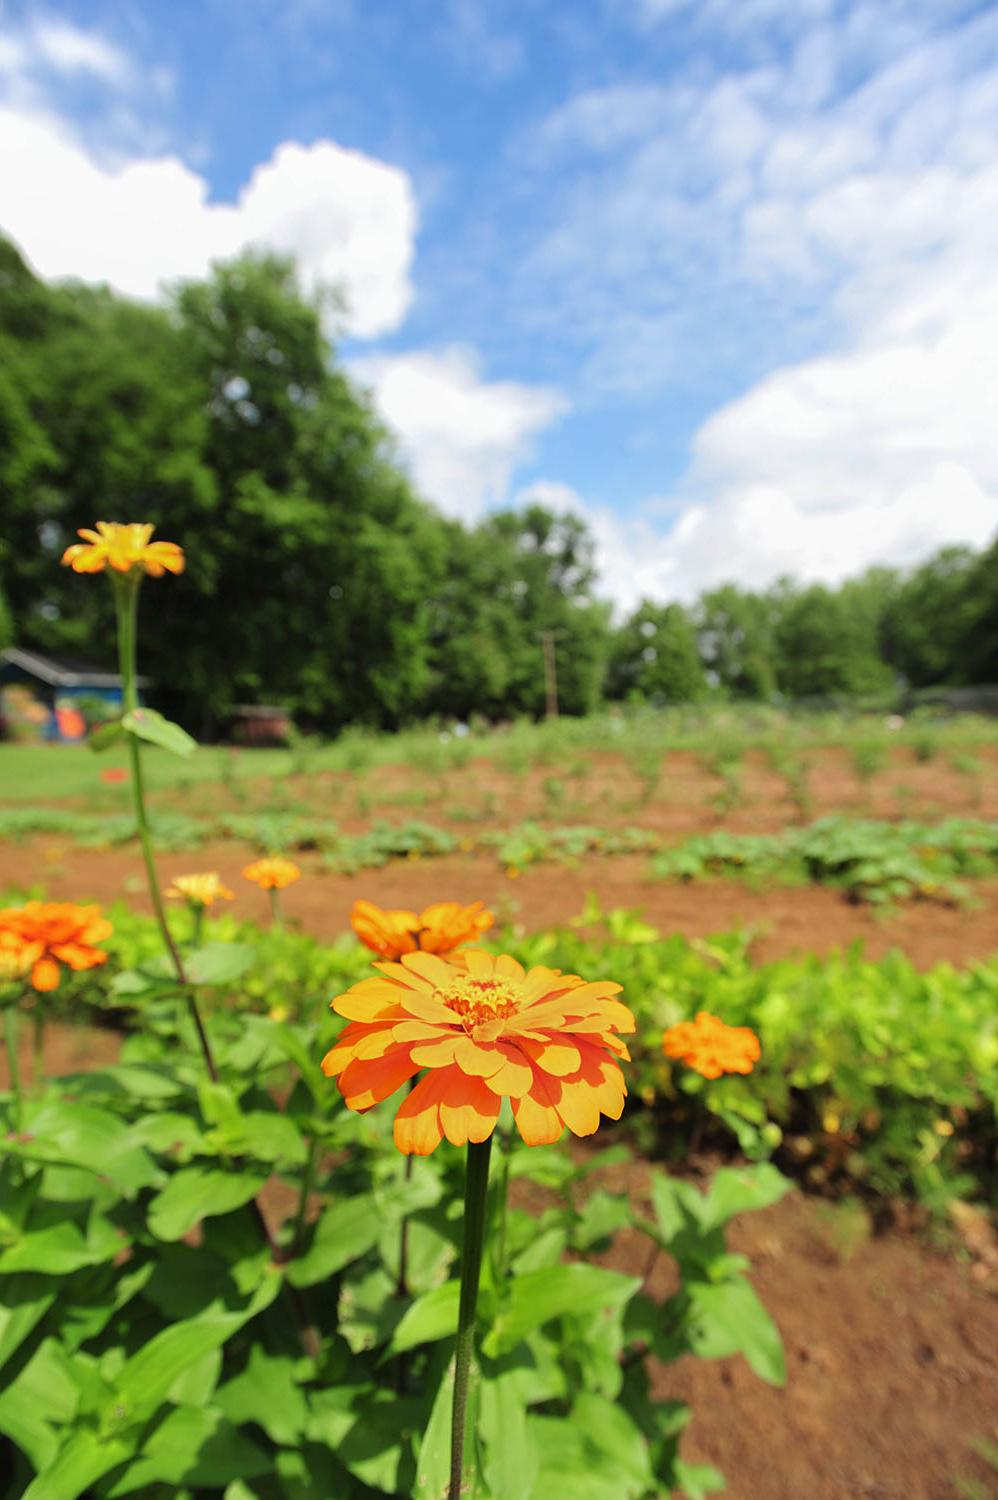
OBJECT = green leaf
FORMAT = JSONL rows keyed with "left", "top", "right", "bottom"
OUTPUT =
{"left": 286, "top": 1194, "right": 383, "bottom": 1287}
{"left": 88, "top": 719, "right": 125, "bottom": 752}
{"left": 0, "top": 1215, "right": 119, "bottom": 1275}
{"left": 675, "top": 1458, "right": 727, "bottom": 1498}
{"left": 480, "top": 1363, "right": 540, "bottom": 1500}
{"left": 414, "top": 1357, "right": 454, "bottom": 1500}
{"left": 216, "top": 1346, "right": 308, "bottom": 1445}
{"left": 122, "top": 707, "right": 197, "bottom": 758}
{"left": 0, "top": 1273, "right": 56, "bottom": 1365}
{"left": 527, "top": 1401, "right": 651, "bottom": 1500}
{"left": 147, "top": 1166, "right": 267, "bottom": 1241}
{"left": 648, "top": 1171, "right": 706, "bottom": 1242}
{"left": 109, "top": 1283, "right": 280, "bottom": 1432}
{"left": 685, "top": 1276, "right": 786, "bottom": 1385}
{"left": 21, "top": 1428, "right": 135, "bottom": 1500}
{"left": 12, "top": 1099, "right": 160, "bottom": 1195}
{"left": 389, "top": 1281, "right": 460, "bottom": 1353}
{"left": 0, "top": 1337, "right": 80, "bottom": 1472}
{"left": 700, "top": 1164, "right": 792, "bottom": 1231}
{"left": 105, "top": 1406, "right": 271, "bottom": 1495}
{"left": 484, "top": 1264, "right": 641, "bottom": 1357}
{"left": 185, "top": 942, "right": 256, "bottom": 987}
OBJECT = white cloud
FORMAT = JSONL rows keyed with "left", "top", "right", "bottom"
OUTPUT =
{"left": 0, "top": 16, "right": 134, "bottom": 90}
{"left": 351, "top": 347, "right": 568, "bottom": 520}
{"left": 0, "top": 107, "right": 416, "bottom": 338}
{"left": 505, "top": 2, "right": 998, "bottom": 602}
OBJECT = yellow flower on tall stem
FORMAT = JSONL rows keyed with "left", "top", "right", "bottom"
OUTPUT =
{"left": 244, "top": 857, "right": 301, "bottom": 928}
{"left": 167, "top": 873, "right": 235, "bottom": 910}
{"left": 61, "top": 522, "right": 185, "bottom": 577}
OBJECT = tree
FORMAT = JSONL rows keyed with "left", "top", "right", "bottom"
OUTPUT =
{"left": 770, "top": 580, "right": 894, "bottom": 699}
{"left": 695, "top": 584, "right": 777, "bottom": 699}
{"left": 882, "top": 546, "right": 984, "bottom": 687}
{"left": 608, "top": 601, "right": 707, "bottom": 704}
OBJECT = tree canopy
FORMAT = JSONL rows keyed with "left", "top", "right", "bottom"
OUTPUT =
{"left": 0, "top": 235, "right": 994, "bottom": 732}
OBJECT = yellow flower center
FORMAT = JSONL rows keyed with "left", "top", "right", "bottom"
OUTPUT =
{"left": 440, "top": 975, "right": 519, "bottom": 1028}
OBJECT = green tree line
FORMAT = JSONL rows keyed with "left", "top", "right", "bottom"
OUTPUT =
{"left": 1, "top": 235, "right": 995, "bottom": 733}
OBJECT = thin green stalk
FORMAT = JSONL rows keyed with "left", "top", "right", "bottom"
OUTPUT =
{"left": 110, "top": 573, "right": 319, "bottom": 1361}
{"left": 114, "top": 577, "right": 218, "bottom": 1084}
{"left": 269, "top": 888, "right": 284, "bottom": 930}
{"left": 31, "top": 1006, "right": 44, "bottom": 1091}
{"left": 4, "top": 1005, "right": 22, "bottom": 1127}
{"left": 449, "top": 1137, "right": 493, "bottom": 1500}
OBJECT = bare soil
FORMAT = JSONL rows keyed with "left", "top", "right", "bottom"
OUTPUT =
{"left": 4, "top": 840, "right": 998, "bottom": 969}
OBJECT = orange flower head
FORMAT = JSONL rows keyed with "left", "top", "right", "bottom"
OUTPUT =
{"left": 0, "top": 901, "right": 112, "bottom": 993}
{"left": 166, "top": 873, "right": 234, "bottom": 909}
{"left": 323, "top": 948, "right": 635, "bottom": 1155}
{"left": 61, "top": 522, "right": 184, "bottom": 578}
{"left": 350, "top": 898, "right": 494, "bottom": 961}
{"left": 662, "top": 1011, "right": 761, "bottom": 1080}
{"left": 243, "top": 857, "right": 302, "bottom": 891}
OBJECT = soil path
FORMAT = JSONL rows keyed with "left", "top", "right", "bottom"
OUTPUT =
{"left": 3, "top": 839, "right": 997, "bottom": 969}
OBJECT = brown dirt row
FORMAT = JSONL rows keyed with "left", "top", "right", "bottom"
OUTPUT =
{"left": 4, "top": 840, "right": 997, "bottom": 970}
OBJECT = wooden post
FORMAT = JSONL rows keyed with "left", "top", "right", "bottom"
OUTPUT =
{"left": 539, "top": 630, "right": 559, "bottom": 720}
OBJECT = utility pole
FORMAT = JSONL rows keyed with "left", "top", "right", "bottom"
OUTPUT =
{"left": 538, "top": 629, "right": 560, "bottom": 719}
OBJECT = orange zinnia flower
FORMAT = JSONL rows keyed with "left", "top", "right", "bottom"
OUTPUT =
{"left": 0, "top": 901, "right": 112, "bottom": 992}
{"left": 662, "top": 1011, "right": 761, "bottom": 1079}
{"left": 166, "top": 873, "right": 234, "bottom": 908}
{"left": 323, "top": 949, "right": 634, "bottom": 1155}
{"left": 243, "top": 857, "right": 302, "bottom": 891}
{"left": 350, "top": 898, "right": 493, "bottom": 961}
{"left": 61, "top": 522, "right": 185, "bottom": 578}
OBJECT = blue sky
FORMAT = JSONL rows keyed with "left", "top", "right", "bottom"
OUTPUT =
{"left": 1, "top": 0, "right": 996, "bottom": 607}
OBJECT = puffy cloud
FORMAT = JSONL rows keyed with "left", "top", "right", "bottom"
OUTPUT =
{"left": 351, "top": 347, "right": 568, "bottom": 520}
{"left": 0, "top": 107, "right": 416, "bottom": 338}
{"left": 0, "top": 13, "right": 415, "bottom": 338}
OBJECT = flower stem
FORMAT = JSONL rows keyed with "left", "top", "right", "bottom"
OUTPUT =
{"left": 4, "top": 1004, "right": 21, "bottom": 1126}
{"left": 114, "top": 577, "right": 219, "bottom": 1084}
{"left": 269, "top": 888, "right": 283, "bottom": 930}
{"left": 449, "top": 1136, "right": 493, "bottom": 1500}
{"left": 31, "top": 1005, "right": 44, "bottom": 1091}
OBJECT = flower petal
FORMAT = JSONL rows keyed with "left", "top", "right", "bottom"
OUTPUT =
{"left": 393, "top": 1069, "right": 451, "bottom": 1155}
{"left": 481, "top": 1044, "right": 534, "bottom": 1098}
{"left": 512, "top": 1071, "right": 564, "bottom": 1146}
{"left": 517, "top": 1035, "right": 582, "bottom": 1077}
{"left": 453, "top": 1036, "right": 504, "bottom": 1078}
{"left": 339, "top": 1048, "right": 419, "bottom": 1111}
{"left": 439, "top": 1074, "right": 501, "bottom": 1146}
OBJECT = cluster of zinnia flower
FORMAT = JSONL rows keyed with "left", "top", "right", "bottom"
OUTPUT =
{"left": 0, "top": 901, "right": 112, "bottom": 992}
{"left": 324, "top": 899, "right": 635, "bottom": 1155}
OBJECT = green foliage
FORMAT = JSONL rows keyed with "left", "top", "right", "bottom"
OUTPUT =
{"left": 650, "top": 816, "right": 998, "bottom": 905}
{"left": 517, "top": 902, "right": 998, "bottom": 1207}
{"left": 608, "top": 601, "right": 708, "bottom": 705}
{"left": 0, "top": 963, "right": 787, "bottom": 1498}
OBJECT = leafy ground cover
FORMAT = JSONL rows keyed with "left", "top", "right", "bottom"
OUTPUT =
{"left": 3, "top": 803, "right": 996, "bottom": 906}
{"left": 14, "top": 898, "right": 996, "bottom": 1212}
